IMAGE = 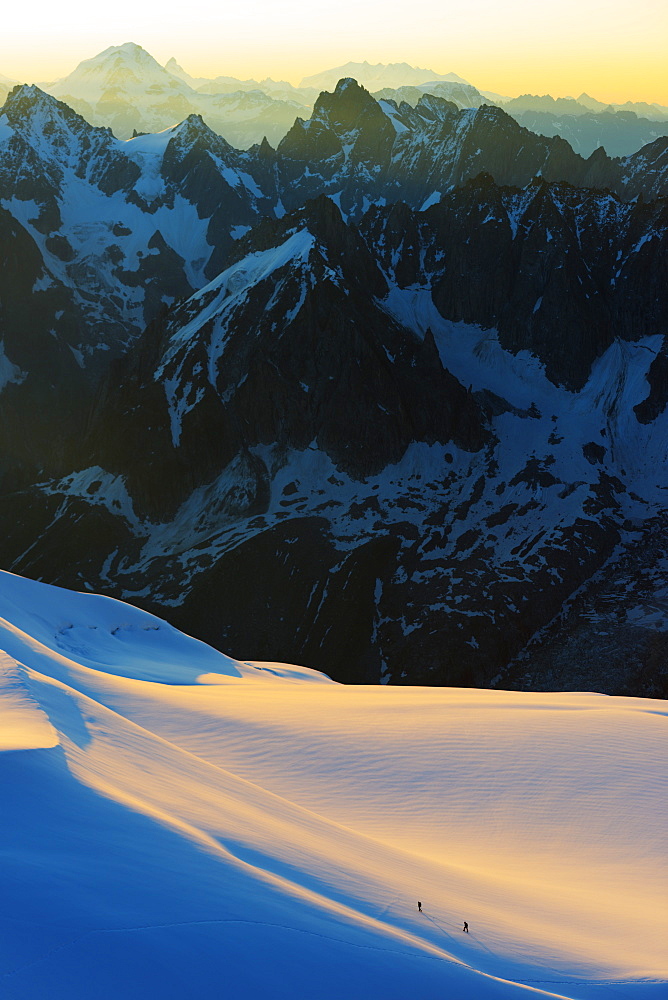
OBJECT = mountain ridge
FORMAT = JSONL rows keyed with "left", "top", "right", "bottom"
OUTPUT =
{"left": 0, "top": 82, "right": 667, "bottom": 695}
{"left": 5, "top": 41, "right": 665, "bottom": 156}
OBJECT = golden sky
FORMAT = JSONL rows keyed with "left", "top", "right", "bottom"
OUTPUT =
{"left": 1, "top": 0, "right": 666, "bottom": 104}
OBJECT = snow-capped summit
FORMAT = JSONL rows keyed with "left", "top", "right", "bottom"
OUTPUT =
{"left": 39, "top": 43, "right": 197, "bottom": 141}
{"left": 52, "top": 42, "right": 178, "bottom": 96}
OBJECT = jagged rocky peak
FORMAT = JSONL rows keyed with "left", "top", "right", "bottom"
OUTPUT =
{"left": 296, "top": 193, "right": 379, "bottom": 259}
{"left": 0, "top": 84, "right": 112, "bottom": 166}
{"left": 279, "top": 77, "right": 397, "bottom": 165}
{"left": 2, "top": 84, "right": 89, "bottom": 130}
{"left": 164, "top": 112, "right": 233, "bottom": 156}
{"left": 467, "top": 102, "right": 529, "bottom": 135}
{"left": 362, "top": 177, "right": 668, "bottom": 390}
{"left": 257, "top": 135, "right": 276, "bottom": 159}
{"left": 312, "top": 77, "right": 381, "bottom": 128}
{"left": 170, "top": 111, "right": 208, "bottom": 133}
{"left": 278, "top": 114, "right": 344, "bottom": 161}
{"left": 413, "top": 93, "right": 459, "bottom": 121}
{"left": 225, "top": 194, "right": 387, "bottom": 297}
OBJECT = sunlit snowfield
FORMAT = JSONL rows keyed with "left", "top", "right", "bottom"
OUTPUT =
{"left": 0, "top": 570, "right": 665, "bottom": 999}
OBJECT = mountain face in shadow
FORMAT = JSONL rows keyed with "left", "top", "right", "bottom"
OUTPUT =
{"left": 0, "top": 79, "right": 667, "bottom": 696}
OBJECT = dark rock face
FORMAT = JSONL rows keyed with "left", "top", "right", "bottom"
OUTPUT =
{"left": 84, "top": 196, "right": 488, "bottom": 518}
{"left": 362, "top": 180, "right": 668, "bottom": 389}
{"left": 634, "top": 340, "right": 668, "bottom": 424}
{"left": 621, "top": 137, "right": 668, "bottom": 200}
{"left": 498, "top": 516, "right": 668, "bottom": 699}
{"left": 169, "top": 517, "right": 398, "bottom": 686}
{"left": 1, "top": 83, "right": 668, "bottom": 697}
{"left": 0, "top": 206, "right": 90, "bottom": 487}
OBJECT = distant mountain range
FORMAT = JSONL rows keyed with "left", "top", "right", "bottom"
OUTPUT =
{"left": 2, "top": 43, "right": 667, "bottom": 157}
{"left": 1, "top": 78, "right": 667, "bottom": 696}
{"left": 300, "top": 61, "right": 471, "bottom": 91}
{"left": 163, "top": 56, "right": 320, "bottom": 106}
{"left": 370, "top": 85, "right": 668, "bottom": 158}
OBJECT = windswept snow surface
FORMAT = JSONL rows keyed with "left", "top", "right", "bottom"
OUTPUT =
{"left": 0, "top": 571, "right": 665, "bottom": 1000}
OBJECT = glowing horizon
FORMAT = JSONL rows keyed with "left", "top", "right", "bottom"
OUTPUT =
{"left": 1, "top": 0, "right": 666, "bottom": 106}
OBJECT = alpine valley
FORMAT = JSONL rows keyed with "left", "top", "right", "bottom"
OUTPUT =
{"left": 1, "top": 68, "right": 668, "bottom": 697}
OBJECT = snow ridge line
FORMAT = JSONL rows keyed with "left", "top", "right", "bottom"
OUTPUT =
{"left": 512, "top": 978, "right": 668, "bottom": 987}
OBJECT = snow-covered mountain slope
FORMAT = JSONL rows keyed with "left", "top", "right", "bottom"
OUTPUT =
{"left": 0, "top": 86, "right": 248, "bottom": 488}
{"left": 0, "top": 570, "right": 665, "bottom": 1000}
{"left": 0, "top": 85, "right": 273, "bottom": 365}
{"left": 111, "top": 197, "right": 485, "bottom": 485}
{"left": 48, "top": 42, "right": 190, "bottom": 108}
